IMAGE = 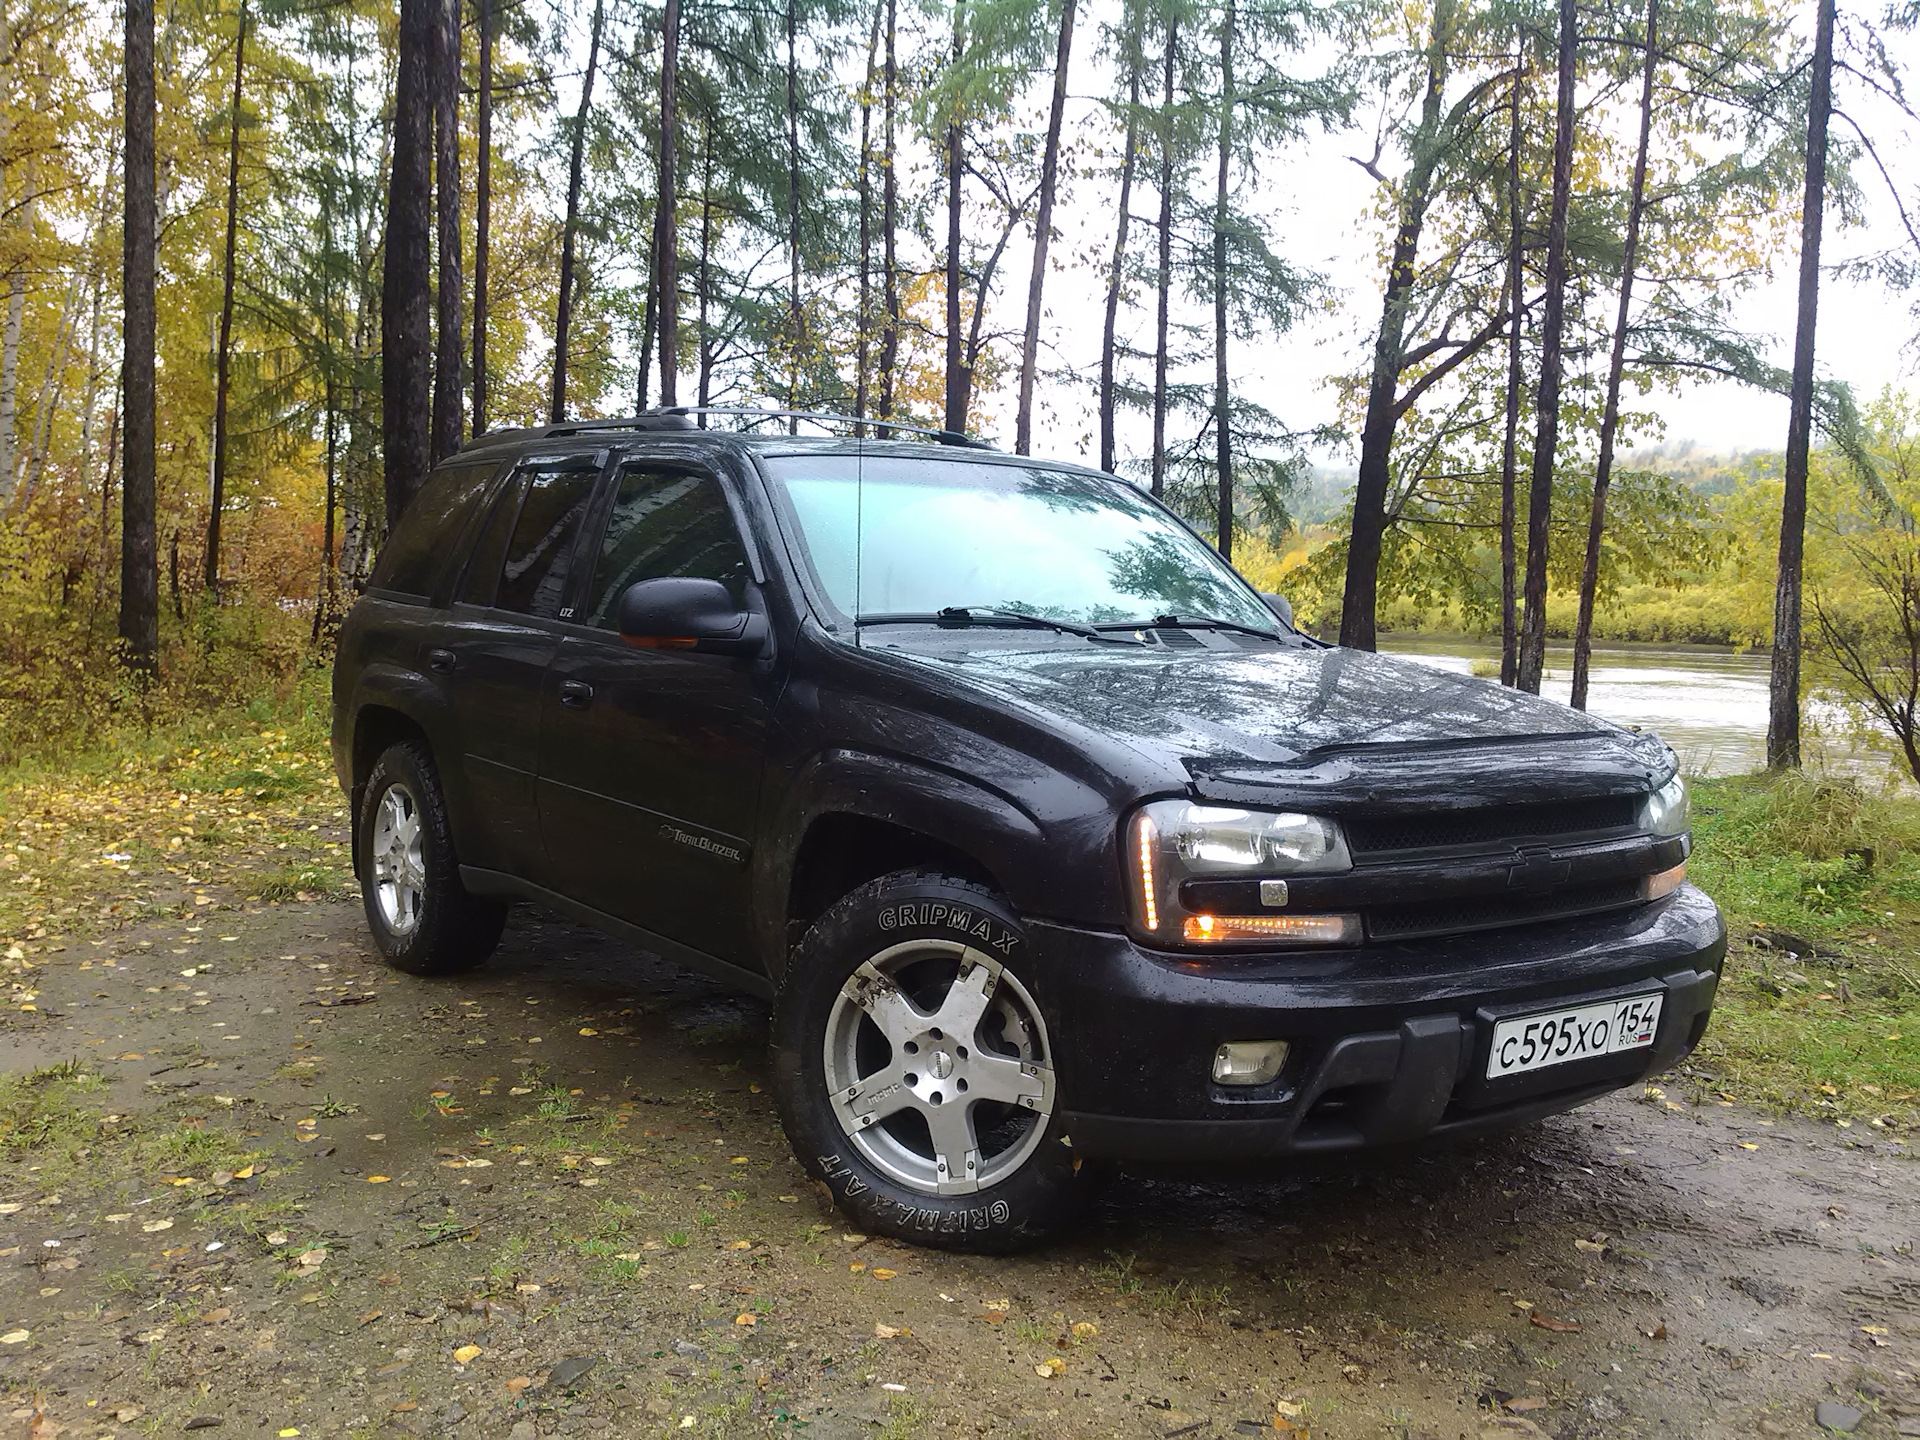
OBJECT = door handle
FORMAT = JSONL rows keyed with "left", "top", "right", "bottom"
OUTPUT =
{"left": 558, "top": 679, "right": 594, "bottom": 709}
{"left": 426, "top": 648, "right": 456, "bottom": 673}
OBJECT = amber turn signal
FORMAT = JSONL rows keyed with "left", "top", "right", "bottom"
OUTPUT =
{"left": 1643, "top": 862, "right": 1686, "bottom": 901}
{"left": 1182, "top": 913, "right": 1360, "bottom": 944}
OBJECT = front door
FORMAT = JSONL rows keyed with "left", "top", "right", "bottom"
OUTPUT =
{"left": 537, "top": 459, "right": 779, "bottom": 963}
{"left": 433, "top": 452, "right": 603, "bottom": 884}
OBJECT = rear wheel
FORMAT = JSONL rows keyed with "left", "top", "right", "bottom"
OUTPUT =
{"left": 771, "top": 870, "right": 1081, "bottom": 1252}
{"left": 357, "top": 741, "right": 506, "bottom": 976}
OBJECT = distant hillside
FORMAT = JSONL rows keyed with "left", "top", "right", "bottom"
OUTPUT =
{"left": 1623, "top": 443, "right": 1782, "bottom": 497}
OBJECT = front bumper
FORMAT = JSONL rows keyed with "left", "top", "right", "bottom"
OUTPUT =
{"left": 1036, "top": 884, "right": 1725, "bottom": 1162}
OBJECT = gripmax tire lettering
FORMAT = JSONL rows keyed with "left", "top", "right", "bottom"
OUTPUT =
{"left": 770, "top": 869, "right": 1083, "bottom": 1253}
{"left": 356, "top": 740, "right": 508, "bottom": 976}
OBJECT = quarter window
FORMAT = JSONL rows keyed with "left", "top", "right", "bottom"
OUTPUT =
{"left": 584, "top": 466, "right": 751, "bottom": 628}
{"left": 368, "top": 460, "right": 497, "bottom": 600}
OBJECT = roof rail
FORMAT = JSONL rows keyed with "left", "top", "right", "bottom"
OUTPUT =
{"left": 464, "top": 407, "right": 996, "bottom": 451}
{"left": 661, "top": 407, "right": 996, "bottom": 449}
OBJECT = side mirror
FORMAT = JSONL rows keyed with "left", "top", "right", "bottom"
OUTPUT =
{"left": 1259, "top": 592, "right": 1294, "bottom": 629}
{"left": 617, "top": 577, "right": 767, "bottom": 656}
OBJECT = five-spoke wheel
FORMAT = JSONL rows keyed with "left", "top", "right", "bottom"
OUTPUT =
{"left": 823, "top": 939, "right": 1056, "bottom": 1196}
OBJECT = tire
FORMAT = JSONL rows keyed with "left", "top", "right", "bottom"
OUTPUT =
{"left": 770, "top": 869, "right": 1082, "bottom": 1252}
{"left": 357, "top": 740, "right": 507, "bottom": 976}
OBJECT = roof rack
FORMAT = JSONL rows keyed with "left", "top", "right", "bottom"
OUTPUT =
{"left": 467, "top": 407, "right": 996, "bottom": 450}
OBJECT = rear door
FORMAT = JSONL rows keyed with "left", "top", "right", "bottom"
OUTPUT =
{"left": 537, "top": 456, "right": 779, "bottom": 961}
{"left": 432, "top": 450, "right": 605, "bottom": 884}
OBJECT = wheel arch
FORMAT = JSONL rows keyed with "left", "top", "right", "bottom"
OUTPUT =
{"left": 758, "top": 749, "right": 1050, "bottom": 980}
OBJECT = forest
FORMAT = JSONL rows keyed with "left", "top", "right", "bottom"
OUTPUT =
{"left": 6, "top": 0, "right": 1920, "bottom": 780}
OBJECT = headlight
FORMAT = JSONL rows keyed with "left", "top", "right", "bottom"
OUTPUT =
{"left": 1128, "top": 800, "right": 1356, "bottom": 948}
{"left": 1639, "top": 775, "right": 1688, "bottom": 837}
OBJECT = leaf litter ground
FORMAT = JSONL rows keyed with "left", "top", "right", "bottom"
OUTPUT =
{"left": 0, "top": 735, "right": 1915, "bottom": 1437}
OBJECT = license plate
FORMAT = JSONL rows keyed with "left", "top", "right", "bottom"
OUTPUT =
{"left": 1486, "top": 994, "right": 1664, "bottom": 1079}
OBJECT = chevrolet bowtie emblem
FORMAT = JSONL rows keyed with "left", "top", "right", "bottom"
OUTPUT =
{"left": 1507, "top": 849, "right": 1572, "bottom": 895}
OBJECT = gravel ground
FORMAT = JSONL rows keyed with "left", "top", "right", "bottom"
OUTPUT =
{"left": 1, "top": 881, "right": 1917, "bottom": 1440}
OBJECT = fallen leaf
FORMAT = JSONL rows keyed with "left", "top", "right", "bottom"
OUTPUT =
{"left": 506, "top": 1377, "right": 534, "bottom": 1395}
{"left": 578, "top": 1027, "right": 598, "bottom": 1036}
{"left": 726, "top": 1240, "right": 752, "bottom": 1251}
{"left": 453, "top": 1343, "right": 483, "bottom": 1364}
{"left": 1506, "top": 1397, "right": 1547, "bottom": 1412}
{"left": 1573, "top": 1238, "right": 1606, "bottom": 1254}
{"left": 389, "top": 1402, "right": 417, "bottom": 1413}
{"left": 266, "top": 1231, "right": 289, "bottom": 1246}
{"left": 983, "top": 1298, "right": 1011, "bottom": 1311}
{"left": 1737, "top": 1142, "right": 1759, "bottom": 1151}
{"left": 201, "top": 1307, "right": 231, "bottom": 1324}
{"left": 1071, "top": 1321, "right": 1099, "bottom": 1340}
{"left": 1528, "top": 1311, "right": 1581, "bottom": 1334}
{"left": 291, "top": 1248, "right": 326, "bottom": 1270}
{"left": 870, "top": 1267, "right": 897, "bottom": 1280}
{"left": 0, "top": 1330, "right": 28, "bottom": 1344}
{"left": 1639, "top": 1323, "right": 1667, "bottom": 1340}
{"left": 874, "top": 1323, "right": 906, "bottom": 1338}
{"left": 141, "top": 1219, "right": 173, "bottom": 1233}
{"left": 1035, "top": 1357, "right": 1066, "bottom": 1377}
{"left": 367, "top": 1175, "right": 390, "bottom": 1184}
{"left": 358, "top": 1310, "right": 383, "bottom": 1326}
{"left": 734, "top": 1313, "right": 757, "bottom": 1327}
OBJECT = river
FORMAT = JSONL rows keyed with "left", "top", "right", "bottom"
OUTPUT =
{"left": 1376, "top": 635, "right": 1877, "bottom": 779}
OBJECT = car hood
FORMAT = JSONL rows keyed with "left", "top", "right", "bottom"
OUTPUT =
{"left": 896, "top": 640, "right": 1673, "bottom": 801}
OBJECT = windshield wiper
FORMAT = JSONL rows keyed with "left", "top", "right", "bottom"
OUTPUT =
{"left": 1095, "top": 612, "right": 1281, "bottom": 640}
{"left": 855, "top": 607, "right": 1145, "bottom": 644}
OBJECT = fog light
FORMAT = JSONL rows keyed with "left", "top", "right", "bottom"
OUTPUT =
{"left": 1643, "top": 862, "right": 1686, "bottom": 901}
{"left": 1182, "top": 913, "right": 1360, "bottom": 944}
{"left": 1212, "top": 1040, "right": 1289, "bottom": 1087}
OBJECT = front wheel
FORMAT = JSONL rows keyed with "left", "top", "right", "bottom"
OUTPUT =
{"left": 357, "top": 740, "right": 506, "bottom": 976}
{"left": 770, "top": 870, "right": 1082, "bottom": 1252}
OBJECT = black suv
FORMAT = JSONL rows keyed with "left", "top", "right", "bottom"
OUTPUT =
{"left": 331, "top": 411, "right": 1723, "bottom": 1251}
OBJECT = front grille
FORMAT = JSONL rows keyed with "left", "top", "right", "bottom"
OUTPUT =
{"left": 1345, "top": 794, "right": 1639, "bottom": 855}
{"left": 1366, "top": 877, "right": 1643, "bottom": 941}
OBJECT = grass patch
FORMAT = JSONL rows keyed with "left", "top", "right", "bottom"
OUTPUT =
{"left": 1686, "top": 773, "right": 1920, "bottom": 1126}
{"left": 0, "top": 1060, "right": 107, "bottom": 1162}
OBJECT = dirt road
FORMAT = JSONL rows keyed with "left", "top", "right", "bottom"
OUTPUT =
{"left": 2, "top": 886, "right": 1916, "bottom": 1439}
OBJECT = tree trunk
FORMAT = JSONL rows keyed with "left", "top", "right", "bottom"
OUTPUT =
{"left": 121, "top": 0, "right": 159, "bottom": 670}
{"left": 1211, "top": 0, "right": 1235, "bottom": 559}
{"left": 1016, "top": 0, "right": 1077, "bottom": 455}
{"left": 206, "top": 2, "right": 247, "bottom": 592}
{"left": 1151, "top": 17, "right": 1176, "bottom": 498}
{"left": 1338, "top": 0, "right": 1454, "bottom": 650}
{"left": 383, "top": 0, "right": 436, "bottom": 527}
{"left": 1099, "top": 50, "right": 1140, "bottom": 474}
{"left": 1516, "top": 0, "right": 1577, "bottom": 694}
{"left": 876, "top": 0, "right": 900, "bottom": 425}
{"left": 657, "top": 0, "right": 680, "bottom": 406}
{"left": 697, "top": 118, "right": 714, "bottom": 413}
{"left": 1499, "top": 39, "right": 1523, "bottom": 687}
{"left": 855, "top": 0, "right": 881, "bottom": 425}
{"left": 0, "top": 2, "right": 17, "bottom": 504}
{"left": 472, "top": 0, "right": 491, "bottom": 434}
{"left": 943, "top": 0, "right": 967, "bottom": 434}
{"left": 636, "top": 263, "right": 656, "bottom": 411}
{"left": 786, "top": 0, "right": 803, "bottom": 425}
{"left": 550, "top": 0, "right": 603, "bottom": 424}
{"left": 1769, "top": 0, "right": 1834, "bottom": 768}
{"left": 1571, "top": 0, "right": 1657, "bottom": 710}
{"left": 432, "top": 0, "right": 464, "bottom": 460}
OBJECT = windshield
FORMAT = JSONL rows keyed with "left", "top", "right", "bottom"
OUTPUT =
{"left": 760, "top": 454, "right": 1277, "bottom": 632}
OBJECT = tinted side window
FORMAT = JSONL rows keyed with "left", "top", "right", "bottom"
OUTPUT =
{"left": 585, "top": 467, "right": 752, "bottom": 628}
{"left": 369, "top": 460, "right": 497, "bottom": 599}
{"left": 495, "top": 468, "right": 599, "bottom": 618}
{"left": 456, "top": 469, "right": 528, "bottom": 608}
